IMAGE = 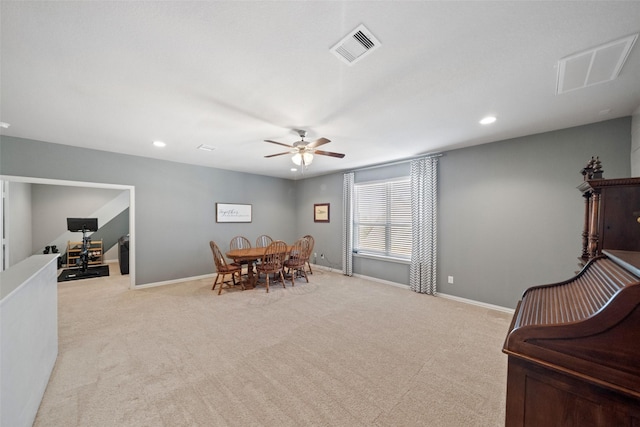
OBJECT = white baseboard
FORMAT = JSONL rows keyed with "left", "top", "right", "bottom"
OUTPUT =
{"left": 310, "top": 263, "right": 341, "bottom": 274}
{"left": 352, "top": 272, "right": 410, "bottom": 289}
{"left": 131, "top": 265, "right": 515, "bottom": 314}
{"left": 436, "top": 292, "right": 515, "bottom": 314}
{"left": 134, "top": 273, "right": 215, "bottom": 289}
{"left": 348, "top": 270, "right": 515, "bottom": 314}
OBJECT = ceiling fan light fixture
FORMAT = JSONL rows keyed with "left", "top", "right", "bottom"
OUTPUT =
{"left": 303, "top": 152, "right": 313, "bottom": 165}
{"left": 291, "top": 152, "right": 314, "bottom": 166}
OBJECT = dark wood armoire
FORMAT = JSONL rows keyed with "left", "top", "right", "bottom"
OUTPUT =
{"left": 503, "top": 168, "right": 640, "bottom": 427}
{"left": 578, "top": 177, "right": 640, "bottom": 262}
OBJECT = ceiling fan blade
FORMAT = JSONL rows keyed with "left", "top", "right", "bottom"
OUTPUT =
{"left": 265, "top": 139, "right": 294, "bottom": 148}
{"left": 314, "top": 149, "right": 345, "bottom": 159}
{"left": 307, "top": 137, "right": 331, "bottom": 149}
{"left": 264, "top": 151, "right": 292, "bottom": 158}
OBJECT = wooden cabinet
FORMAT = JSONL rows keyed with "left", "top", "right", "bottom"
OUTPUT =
{"left": 503, "top": 170, "right": 640, "bottom": 426}
{"left": 66, "top": 240, "right": 103, "bottom": 268}
{"left": 503, "top": 250, "right": 640, "bottom": 427}
{"left": 505, "top": 355, "right": 640, "bottom": 427}
{"left": 578, "top": 177, "right": 640, "bottom": 263}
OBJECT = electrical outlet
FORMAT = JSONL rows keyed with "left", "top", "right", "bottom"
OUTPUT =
{"left": 448, "top": 276, "right": 454, "bottom": 284}
{"left": 321, "top": 253, "right": 325, "bottom": 259}
{"left": 314, "top": 252, "right": 317, "bottom": 258}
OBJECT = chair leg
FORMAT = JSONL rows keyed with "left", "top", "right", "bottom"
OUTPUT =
{"left": 218, "top": 274, "right": 224, "bottom": 295}
{"left": 288, "top": 267, "right": 295, "bottom": 287}
{"left": 212, "top": 274, "right": 220, "bottom": 290}
{"left": 279, "top": 269, "right": 286, "bottom": 288}
{"left": 299, "top": 267, "right": 309, "bottom": 283}
{"left": 237, "top": 271, "right": 245, "bottom": 290}
{"left": 265, "top": 274, "right": 270, "bottom": 293}
{"left": 307, "top": 261, "right": 313, "bottom": 275}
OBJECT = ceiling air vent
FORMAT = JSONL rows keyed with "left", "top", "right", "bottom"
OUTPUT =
{"left": 556, "top": 33, "right": 638, "bottom": 94}
{"left": 330, "top": 24, "right": 381, "bottom": 66}
{"left": 197, "top": 144, "right": 216, "bottom": 152}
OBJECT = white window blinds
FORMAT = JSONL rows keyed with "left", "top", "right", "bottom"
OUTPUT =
{"left": 353, "top": 178, "right": 411, "bottom": 259}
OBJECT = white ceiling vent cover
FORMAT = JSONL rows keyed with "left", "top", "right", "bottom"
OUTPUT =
{"left": 330, "top": 24, "right": 381, "bottom": 65}
{"left": 556, "top": 33, "right": 638, "bottom": 94}
{"left": 197, "top": 144, "right": 216, "bottom": 152}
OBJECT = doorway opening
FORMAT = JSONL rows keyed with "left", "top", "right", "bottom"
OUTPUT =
{"left": 0, "top": 175, "right": 135, "bottom": 289}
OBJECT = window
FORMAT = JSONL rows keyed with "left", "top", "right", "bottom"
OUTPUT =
{"left": 353, "top": 178, "right": 411, "bottom": 260}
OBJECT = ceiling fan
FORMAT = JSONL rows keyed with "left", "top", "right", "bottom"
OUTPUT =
{"left": 264, "top": 130, "right": 345, "bottom": 166}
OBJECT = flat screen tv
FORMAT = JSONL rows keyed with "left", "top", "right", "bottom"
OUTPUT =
{"left": 67, "top": 218, "right": 98, "bottom": 232}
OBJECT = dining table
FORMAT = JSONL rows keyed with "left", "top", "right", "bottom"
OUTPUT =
{"left": 226, "top": 245, "right": 292, "bottom": 288}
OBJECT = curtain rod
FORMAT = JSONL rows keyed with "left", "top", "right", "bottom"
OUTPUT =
{"left": 347, "top": 152, "right": 443, "bottom": 173}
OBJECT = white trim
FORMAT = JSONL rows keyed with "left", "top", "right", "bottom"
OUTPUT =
{"left": 348, "top": 152, "right": 443, "bottom": 173}
{"left": 353, "top": 252, "right": 410, "bottom": 265}
{"left": 311, "top": 263, "right": 345, "bottom": 274}
{"left": 0, "top": 175, "right": 135, "bottom": 289}
{"left": 351, "top": 271, "right": 515, "bottom": 314}
{"left": 437, "top": 292, "right": 515, "bottom": 314}
{"left": 352, "top": 272, "right": 409, "bottom": 289}
{"left": 134, "top": 273, "right": 215, "bottom": 289}
{"left": 1, "top": 180, "right": 7, "bottom": 271}
{"left": 133, "top": 265, "right": 516, "bottom": 314}
{"left": 0, "top": 175, "right": 132, "bottom": 190}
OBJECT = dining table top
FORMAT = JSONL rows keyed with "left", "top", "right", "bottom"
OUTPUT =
{"left": 226, "top": 245, "right": 293, "bottom": 261}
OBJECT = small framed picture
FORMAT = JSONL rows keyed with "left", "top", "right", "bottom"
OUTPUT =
{"left": 314, "top": 203, "right": 330, "bottom": 223}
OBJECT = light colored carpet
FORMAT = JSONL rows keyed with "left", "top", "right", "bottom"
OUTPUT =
{"left": 34, "top": 264, "right": 512, "bottom": 426}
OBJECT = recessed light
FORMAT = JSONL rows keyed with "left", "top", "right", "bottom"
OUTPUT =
{"left": 291, "top": 168, "right": 298, "bottom": 172}
{"left": 152, "top": 140, "right": 166, "bottom": 148}
{"left": 197, "top": 144, "right": 216, "bottom": 152}
{"left": 0, "top": 122, "right": 10, "bottom": 128}
{"left": 480, "top": 116, "right": 497, "bottom": 125}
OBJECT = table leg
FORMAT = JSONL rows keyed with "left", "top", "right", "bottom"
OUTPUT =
{"left": 246, "top": 261, "right": 257, "bottom": 287}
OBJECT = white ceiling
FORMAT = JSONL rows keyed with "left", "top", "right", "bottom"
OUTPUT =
{"left": 2, "top": 1, "right": 640, "bottom": 180}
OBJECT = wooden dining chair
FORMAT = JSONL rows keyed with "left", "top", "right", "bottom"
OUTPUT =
{"left": 255, "top": 234, "right": 273, "bottom": 248}
{"left": 255, "top": 240, "right": 288, "bottom": 293}
{"left": 284, "top": 238, "right": 310, "bottom": 286}
{"left": 303, "top": 235, "right": 315, "bottom": 274}
{"left": 210, "top": 241, "right": 243, "bottom": 295}
{"left": 229, "top": 235, "right": 252, "bottom": 275}
{"left": 230, "top": 235, "right": 251, "bottom": 250}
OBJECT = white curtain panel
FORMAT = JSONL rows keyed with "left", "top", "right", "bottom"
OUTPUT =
{"left": 409, "top": 157, "right": 438, "bottom": 294}
{"left": 342, "top": 172, "right": 354, "bottom": 276}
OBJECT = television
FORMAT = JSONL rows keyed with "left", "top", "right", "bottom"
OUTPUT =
{"left": 66, "top": 218, "right": 98, "bottom": 232}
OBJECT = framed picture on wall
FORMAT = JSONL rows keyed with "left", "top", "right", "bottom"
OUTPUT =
{"left": 216, "top": 203, "right": 252, "bottom": 223}
{"left": 314, "top": 203, "right": 330, "bottom": 223}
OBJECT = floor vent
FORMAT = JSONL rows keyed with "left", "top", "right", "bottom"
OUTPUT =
{"left": 556, "top": 33, "right": 638, "bottom": 94}
{"left": 330, "top": 24, "right": 381, "bottom": 66}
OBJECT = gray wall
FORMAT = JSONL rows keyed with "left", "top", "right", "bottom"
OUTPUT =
{"left": 439, "top": 118, "right": 631, "bottom": 308}
{"left": 0, "top": 136, "right": 297, "bottom": 285}
{"left": 6, "top": 182, "right": 32, "bottom": 268}
{"left": 294, "top": 161, "right": 413, "bottom": 282}
{"left": 294, "top": 172, "right": 344, "bottom": 269}
{"left": 295, "top": 118, "right": 632, "bottom": 308}
{"left": 90, "top": 208, "right": 129, "bottom": 260}
{"left": 31, "top": 184, "right": 125, "bottom": 254}
{"left": 0, "top": 117, "right": 632, "bottom": 306}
